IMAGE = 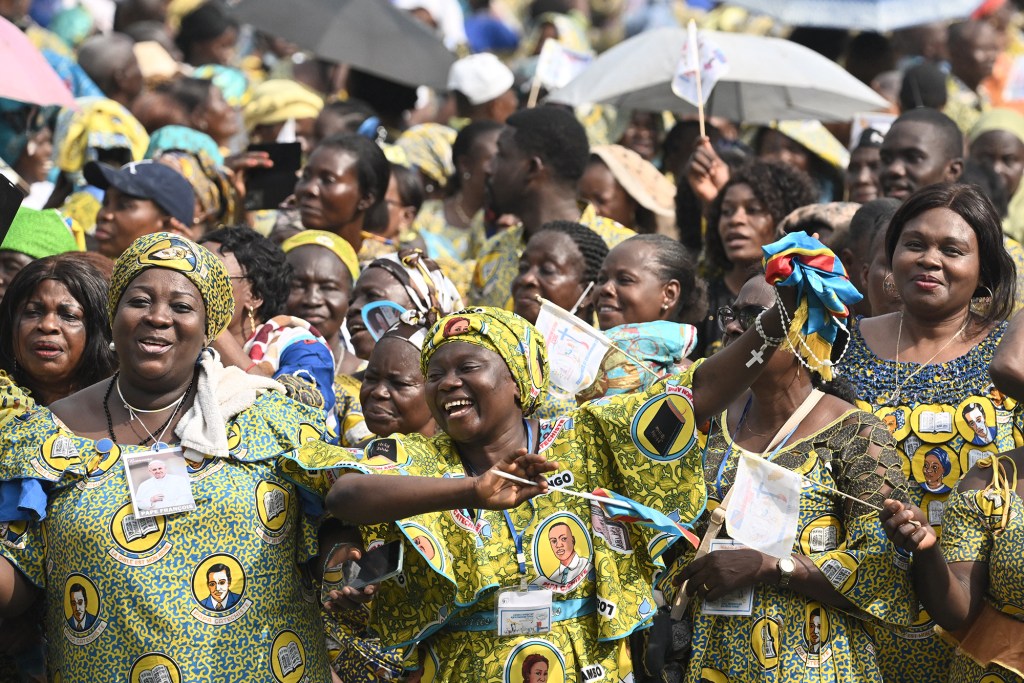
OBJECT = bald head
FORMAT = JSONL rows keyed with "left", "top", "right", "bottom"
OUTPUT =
{"left": 78, "top": 33, "right": 144, "bottom": 108}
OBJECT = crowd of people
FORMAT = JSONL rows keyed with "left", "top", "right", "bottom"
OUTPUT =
{"left": 1, "top": 0, "right": 1024, "bottom": 682}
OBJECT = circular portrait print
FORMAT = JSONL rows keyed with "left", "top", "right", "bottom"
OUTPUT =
{"left": 63, "top": 574, "right": 101, "bottom": 635}
{"left": 803, "top": 603, "right": 831, "bottom": 655}
{"left": 630, "top": 390, "right": 696, "bottom": 461}
{"left": 403, "top": 522, "right": 446, "bottom": 572}
{"left": 137, "top": 237, "right": 198, "bottom": 271}
{"left": 0, "top": 519, "right": 28, "bottom": 548}
{"left": 191, "top": 554, "right": 247, "bottom": 613}
{"left": 109, "top": 502, "right": 169, "bottom": 565}
{"left": 255, "top": 481, "right": 291, "bottom": 533}
{"left": 271, "top": 629, "right": 307, "bottom": 683}
{"left": 38, "top": 433, "right": 81, "bottom": 476}
{"left": 532, "top": 513, "right": 593, "bottom": 592}
{"left": 699, "top": 667, "right": 730, "bottom": 683}
{"left": 956, "top": 397, "right": 997, "bottom": 447}
{"left": 875, "top": 405, "right": 911, "bottom": 442}
{"left": 129, "top": 653, "right": 182, "bottom": 683}
{"left": 911, "top": 443, "right": 960, "bottom": 494}
{"left": 749, "top": 616, "right": 781, "bottom": 670}
{"left": 799, "top": 514, "right": 843, "bottom": 555}
{"left": 909, "top": 404, "right": 957, "bottom": 444}
{"left": 503, "top": 638, "right": 566, "bottom": 683}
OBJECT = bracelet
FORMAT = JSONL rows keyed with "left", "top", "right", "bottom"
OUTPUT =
{"left": 754, "top": 309, "right": 785, "bottom": 347}
{"left": 244, "top": 361, "right": 258, "bottom": 373}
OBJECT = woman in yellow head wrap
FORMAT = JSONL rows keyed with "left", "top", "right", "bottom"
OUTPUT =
{"left": 0, "top": 230, "right": 335, "bottom": 682}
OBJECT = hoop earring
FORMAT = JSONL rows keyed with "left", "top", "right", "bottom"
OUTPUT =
{"left": 882, "top": 274, "right": 899, "bottom": 299}
{"left": 246, "top": 307, "right": 257, "bottom": 340}
{"left": 971, "top": 284, "right": 994, "bottom": 313}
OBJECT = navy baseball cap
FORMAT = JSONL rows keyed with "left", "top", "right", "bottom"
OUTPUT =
{"left": 85, "top": 160, "right": 195, "bottom": 227}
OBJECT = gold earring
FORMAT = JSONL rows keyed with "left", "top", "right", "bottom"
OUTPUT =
{"left": 883, "top": 274, "right": 899, "bottom": 298}
{"left": 246, "top": 307, "right": 257, "bottom": 339}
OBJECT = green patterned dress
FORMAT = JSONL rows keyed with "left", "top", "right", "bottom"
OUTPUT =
{"left": 0, "top": 389, "right": 332, "bottom": 683}
{"left": 286, "top": 370, "right": 708, "bottom": 682}
{"left": 679, "top": 409, "right": 916, "bottom": 682}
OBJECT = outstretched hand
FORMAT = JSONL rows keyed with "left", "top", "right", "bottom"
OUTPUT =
{"left": 473, "top": 448, "right": 559, "bottom": 510}
{"left": 685, "top": 136, "right": 730, "bottom": 205}
{"left": 677, "top": 548, "right": 773, "bottom": 601}
{"left": 880, "top": 499, "right": 934, "bottom": 553}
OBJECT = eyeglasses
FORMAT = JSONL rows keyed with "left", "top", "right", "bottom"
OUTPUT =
{"left": 717, "top": 305, "right": 768, "bottom": 333}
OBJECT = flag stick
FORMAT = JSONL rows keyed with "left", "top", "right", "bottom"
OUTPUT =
{"left": 494, "top": 470, "right": 633, "bottom": 507}
{"left": 688, "top": 20, "right": 706, "bottom": 138}
{"left": 527, "top": 76, "right": 543, "bottom": 108}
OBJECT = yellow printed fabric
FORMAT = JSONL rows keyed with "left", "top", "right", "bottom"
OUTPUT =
{"left": 411, "top": 199, "right": 488, "bottom": 262}
{"left": 468, "top": 204, "right": 634, "bottom": 309}
{"left": 335, "top": 372, "right": 372, "bottom": 447}
{"left": 842, "top": 317, "right": 1022, "bottom": 683}
{"left": 287, "top": 369, "right": 707, "bottom": 682}
{"left": 941, "top": 480, "right": 1024, "bottom": 682}
{"left": 0, "top": 390, "right": 333, "bottom": 683}
{"left": 683, "top": 410, "right": 916, "bottom": 682}
{"left": 1004, "top": 237, "right": 1024, "bottom": 314}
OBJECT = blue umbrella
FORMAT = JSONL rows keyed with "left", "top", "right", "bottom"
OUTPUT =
{"left": 728, "top": 0, "right": 986, "bottom": 32}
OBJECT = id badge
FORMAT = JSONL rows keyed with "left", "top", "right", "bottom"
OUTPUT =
{"left": 123, "top": 446, "right": 197, "bottom": 519}
{"left": 701, "top": 539, "right": 754, "bottom": 616}
{"left": 496, "top": 587, "right": 553, "bottom": 636}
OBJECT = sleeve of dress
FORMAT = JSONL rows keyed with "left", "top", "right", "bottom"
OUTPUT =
{"left": 275, "top": 341, "right": 339, "bottom": 440}
{"left": 334, "top": 374, "right": 372, "bottom": 448}
{"left": 939, "top": 486, "right": 993, "bottom": 564}
{"left": 807, "top": 414, "right": 917, "bottom": 628}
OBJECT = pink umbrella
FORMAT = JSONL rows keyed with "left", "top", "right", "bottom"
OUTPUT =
{"left": 0, "top": 16, "right": 76, "bottom": 107}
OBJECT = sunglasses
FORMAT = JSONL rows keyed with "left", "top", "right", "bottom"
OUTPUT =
{"left": 717, "top": 305, "right": 768, "bottom": 333}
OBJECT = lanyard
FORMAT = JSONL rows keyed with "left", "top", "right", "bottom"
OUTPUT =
{"left": 501, "top": 419, "right": 535, "bottom": 576}
{"left": 714, "top": 398, "right": 799, "bottom": 499}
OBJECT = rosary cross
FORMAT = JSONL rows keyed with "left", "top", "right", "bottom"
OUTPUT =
{"left": 746, "top": 346, "right": 766, "bottom": 367}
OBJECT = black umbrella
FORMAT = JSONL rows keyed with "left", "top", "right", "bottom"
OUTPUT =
{"left": 232, "top": 0, "right": 456, "bottom": 90}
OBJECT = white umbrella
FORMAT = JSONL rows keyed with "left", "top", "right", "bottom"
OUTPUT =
{"left": 546, "top": 27, "right": 889, "bottom": 123}
{"left": 727, "top": 0, "right": 985, "bottom": 33}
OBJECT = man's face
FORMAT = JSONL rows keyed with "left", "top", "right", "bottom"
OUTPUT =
{"left": 485, "top": 127, "right": 529, "bottom": 216}
{"left": 208, "top": 570, "right": 230, "bottom": 602}
{"left": 148, "top": 461, "right": 166, "bottom": 479}
{"left": 965, "top": 408, "right": 988, "bottom": 440}
{"left": 810, "top": 615, "right": 821, "bottom": 644}
{"left": 879, "top": 121, "right": 959, "bottom": 200}
{"left": 71, "top": 590, "right": 86, "bottom": 621}
{"left": 951, "top": 22, "right": 999, "bottom": 89}
{"left": 549, "top": 524, "right": 575, "bottom": 565}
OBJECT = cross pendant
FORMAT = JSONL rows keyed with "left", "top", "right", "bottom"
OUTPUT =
{"left": 746, "top": 346, "right": 766, "bottom": 367}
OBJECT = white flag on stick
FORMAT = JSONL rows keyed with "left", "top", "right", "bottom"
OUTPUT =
{"left": 534, "top": 298, "right": 610, "bottom": 395}
{"left": 725, "top": 453, "right": 801, "bottom": 559}
{"left": 535, "top": 39, "right": 593, "bottom": 90}
{"left": 671, "top": 22, "right": 729, "bottom": 107}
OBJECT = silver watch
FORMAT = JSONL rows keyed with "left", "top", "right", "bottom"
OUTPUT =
{"left": 777, "top": 555, "right": 796, "bottom": 588}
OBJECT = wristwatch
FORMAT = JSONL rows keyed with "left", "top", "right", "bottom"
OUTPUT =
{"left": 777, "top": 556, "right": 796, "bottom": 588}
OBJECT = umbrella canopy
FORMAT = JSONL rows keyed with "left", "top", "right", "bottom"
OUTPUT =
{"left": 233, "top": 0, "right": 456, "bottom": 90}
{"left": 727, "top": 0, "right": 985, "bottom": 33}
{"left": 546, "top": 27, "right": 889, "bottom": 123}
{"left": 0, "top": 16, "right": 75, "bottom": 108}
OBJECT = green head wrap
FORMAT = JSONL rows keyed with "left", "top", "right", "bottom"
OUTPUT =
{"left": 0, "top": 207, "right": 80, "bottom": 259}
{"left": 422, "top": 307, "right": 549, "bottom": 416}
{"left": 108, "top": 232, "right": 234, "bottom": 340}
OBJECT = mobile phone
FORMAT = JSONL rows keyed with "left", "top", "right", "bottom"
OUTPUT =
{"left": 243, "top": 142, "right": 302, "bottom": 211}
{"left": 0, "top": 173, "right": 26, "bottom": 244}
{"left": 340, "top": 540, "right": 404, "bottom": 591}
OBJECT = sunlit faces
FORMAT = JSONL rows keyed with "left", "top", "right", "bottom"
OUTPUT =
{"left": 346, "top": 267, "right": 415, "bottom": 360}
{"left": 511, "top": 231, "right": 588, "bottom": 324}
{"left": 285, "top": 245, "right": 352, "bottom": 343}
{"left": 716, "top": 183, "right": 777, "bottom": 267}
{"left": 14, "top": 279, "right": 89, "bottom": 391}
{"left": 594, "top": 240, "right": 678, "bottom": 330}
{"left": 360, "top": 336, "right": 434, "bottom": 437}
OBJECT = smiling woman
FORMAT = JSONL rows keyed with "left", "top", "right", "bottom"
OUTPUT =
{"left": 0, "top": 253, "right": 115, "bottom": 405}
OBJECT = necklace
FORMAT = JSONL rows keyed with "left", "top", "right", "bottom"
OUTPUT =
{"left": 450, "top": 195, "right": 473, "bottom": 226}
{"left": 117, "top": 377, "right": 187, "bottom": 414}
{"left": 891, "top": 311, "right": 970, "bottom": 405}
{"left": 104, "top": 373, "right": 195, "bottom": 448}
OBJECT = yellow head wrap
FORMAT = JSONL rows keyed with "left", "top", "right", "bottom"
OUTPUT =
{"left": 108, "top": 232, "right": 234, "bottom": 341}
{"left": 54, "top": 97, "right": 150, "bottom": 174}
{"left": 969, "top": 108, "right": 1024, "bottom": 145}
{"left": 422, "top": 307, "right": 549, "bottom": 416}
{"left": 280, "top": 230, "right": 360, "bottom": 282}
{"left": 243, "top": 79, "right": 324, "bottom": 131}
{"left": 395, "top": 123, "right": 456, "bottom": 189}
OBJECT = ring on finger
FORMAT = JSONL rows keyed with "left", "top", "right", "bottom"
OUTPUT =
{"left": 701, "top": 582, "right": 711, "bottom": 593}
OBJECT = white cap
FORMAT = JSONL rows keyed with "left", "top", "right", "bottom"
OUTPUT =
{"left": 447, "top": 53, "right": 515, "bottom": 105}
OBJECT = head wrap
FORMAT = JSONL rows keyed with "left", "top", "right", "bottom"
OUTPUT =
{"left": 0, "top": 207, "right": 80, "bottom": 258}
{"left": 395, "top": 123, "right": 456, "bottom": 190}
{"left": 969, "top": 109, "right": 1024, "bottom": 146}
{"left": 590, "top": 144, "right": 675, "bottom": 217}
{"left": 193, "top": 64, "right": 251, "bottom": 108}
{"left": 760, "top": 121, "right": 850, "bottom": 170}
{"left": 243, "top": 79, "right": 324, "bottom": 131}
{"left": 108, "top": 232, "right": 233, "bottom": 340}
{"left": 365, "top": 249, "right": 463, "bottom": 329}
{"left": 281, "top": 229, "right": 360, "bottom": 282}
{"left": 382, "top": 321, "right": 429, "bottom": 350}
{"left": 146, "top": 125, "right": 225, "bottom": 166}
{"left": 154, "top": 150, "right": 236, "bottom": 228}
{"left": 0, "top": 100, "right": 55, "bottom": 166}
{"left": 53, "top": 97, "right": 150, "bottom": 175}
{"left": 49, "top": 6, "right": 95, "bottom": 49}
{"left": 422, "top": 307, "right": 549, "bottom": 416}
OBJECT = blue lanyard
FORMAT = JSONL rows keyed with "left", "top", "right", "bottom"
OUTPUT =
{"left": 714, "top": 398, "right": 799, "bottom": 500}
{"left": 501, "top": 419, "right": 535, "bottom": 575}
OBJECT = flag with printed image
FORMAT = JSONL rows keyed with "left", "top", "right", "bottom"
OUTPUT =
{"left": 535, "top": 39, "right": 593, "bottom": 90}
{"left": 534, "top": 298, "right": 611, "bottom": 395}
{"left": 671, "top": 20, "right": 729, "bottom": 106}
{"left": 592, "top": 488, "right": 701, "bottom": 549}
{"left": 725, "top": 453, "right": 801, "bottom": 559}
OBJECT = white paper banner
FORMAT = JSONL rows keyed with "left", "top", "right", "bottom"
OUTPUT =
{"left": 725, "top": 453, "right": 801, "bottom": 559}
{"left": 536, "top": 39, "right": 594, "bottom": 90}
{"left": 534, "top": 299, "right": 610, "bottom": 395}
{"left": 671, "top": 22, "right": 730, "bottom": 107}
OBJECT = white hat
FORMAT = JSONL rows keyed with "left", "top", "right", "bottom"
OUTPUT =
{"left": 447, "top": 53, "right": 515, "bottom": 105}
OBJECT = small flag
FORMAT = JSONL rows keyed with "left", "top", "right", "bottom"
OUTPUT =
{"left": 534, "top": 299, "right": 610, "bottom": 395}
{"left": 725, "top": 454, "right": 801, "bottom": 559}
{"left": 671, "top": 22, "right": 729, "bottom": 107}
{"left": 535, "top": 39, "right": 593, "bottom": 90}
{"left": 592, "top": 488, "right": 701, "bottom": 549}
